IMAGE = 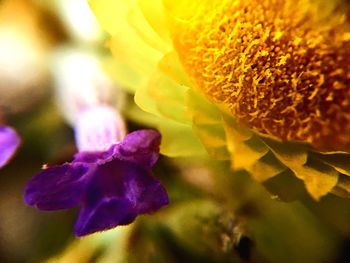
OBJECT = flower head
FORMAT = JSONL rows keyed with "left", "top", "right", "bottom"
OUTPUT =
{"left": 170, "top": 0, "right": 350, "bottom": 152}
{"left": 0, "top": 125, "right": 20, "bottom": 168}
{"left": 24, "top": 105, "right": 168, "bottom": 236}
{"left": 90, "top": 0, "right": 350, "bottom": 200}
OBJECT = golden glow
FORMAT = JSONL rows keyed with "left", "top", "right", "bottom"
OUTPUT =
{"left": 172, "top": 0, "right": 350, "bottom": 151}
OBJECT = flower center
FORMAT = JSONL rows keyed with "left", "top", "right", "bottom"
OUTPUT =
{"left": 172, "top": 0, "right": 350, "bottom": 151}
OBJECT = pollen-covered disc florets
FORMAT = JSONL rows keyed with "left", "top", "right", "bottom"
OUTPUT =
{"left": 173, "top": 0, "right": 350, "bottom": 152}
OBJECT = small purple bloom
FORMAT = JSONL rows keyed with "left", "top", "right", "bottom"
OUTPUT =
{"left": 25, "top": 129, "right": 168, "bottom": 236}
{"left": 0, "top": 125, "right": 20, "bottom": 168}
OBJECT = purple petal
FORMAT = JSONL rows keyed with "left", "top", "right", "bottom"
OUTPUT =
{"left": 113, "top": 129, "right": 161, "bottom": 168}
{"left": 73, "top": 150, "right": 113, "bottom": 164}
{"left": 127, "top": 174, "right": 169, "bottom": 214}
{"left": 24, "top": 163, "right": 91, "bottom": 210}
{"left": 0, "top": 126, "right": 20, "bottom": 168}
{"left": 74, "top": 198, "right": 136, "bottom": 237}
{"left": 74, "top": 158, "right": 168, "bottom": 236}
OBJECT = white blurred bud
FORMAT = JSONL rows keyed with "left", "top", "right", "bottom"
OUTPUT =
{"left": 53, "top": 0, "right": 103, "bottom": 45}
{"left": 75, "top": 105, "right": 126, "bottom": 152}
{"left": 51, "top": 47, "right": 125, "bottom": 125}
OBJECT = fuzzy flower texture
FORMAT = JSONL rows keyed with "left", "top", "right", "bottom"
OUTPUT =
{"left": 24, "top": 105, "right": 168, "bottom": 236}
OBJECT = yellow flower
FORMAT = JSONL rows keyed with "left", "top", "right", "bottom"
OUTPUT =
{"left": 90, "top": 0, "right": 350, "bottom": 200}
{"left": 171, "top": 0, "right": 350, "bottom": 152}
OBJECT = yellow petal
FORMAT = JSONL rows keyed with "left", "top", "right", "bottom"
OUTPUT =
{"left": 103, "top": 56, "right": 145, "bottom": 93}
{"left": 147, "top": 69, "right": 190, "bottom": 123}
{"left": 126, "top": 100, "right": 206, "bottom": 157}
{"left": 332, "top": 175, "right": 350, "bottom": 198}
{"left": 187, "top": 89, "right": 230, "bottom": 160}
{"left": 292, "top": 159, "right": 338, "bottom": 200}
{"left": 134, "top": 53, "right": 191, "bottom": 123}
{"left": 89, "top": 0, "right": 135, "bottom": 35}
{"left": 108, "top": 30, "right": 163, "bottom": 84}
{"left": 227, "top": 135, "right": 269, "bottom": 170}
{"left": 159, "top": 120, "right": 207, "bottom": 157}
{"left": 223, "top": 116, "right": 268, "bottom": 170}
{"left": 187, "top": 89, "right": 223, "bottom": 125}
{"left": 128, "top": 0, "right": 171, "bottom": 53}
{"left": 162, "top": 0, "right": 204, "bottom": 23}
{"left": 247, "top": 152, "right": 287, "bottom": 182}
{"left": 134, "top": 78, "right": 162, "bottom": 117}
{"left": 263, "top": 138, "right": 338, "bottom": 199}
{"left": 192, "top": 123, "right": 230, "bottom": 160}
{"left": 222, "top": 115, "right": 253, "bottom": 142}
{"left": 158, "top": 52, "right": 192, "bottom": 86}
{"left": 106, "top": 29, "right": 163, "bottom": 93}
{"left": 91, "top": 0, "right": 169, "bottom": 93}
{"left": 313, "top": 152, "right": 350, "bottom": 177}
{"left": 138, "top": 0, "right": 171, "bottom": 43}
{"left": 262, "top": 138, "right": 308, "bottom": 167}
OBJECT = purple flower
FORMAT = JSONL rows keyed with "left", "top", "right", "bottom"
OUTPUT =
{"left": 0, "top": 125, "right": 20, "bottom": 168}
{"left": 24, "top": 105, "right": 168, "bottom": 237}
